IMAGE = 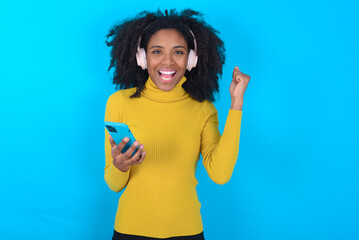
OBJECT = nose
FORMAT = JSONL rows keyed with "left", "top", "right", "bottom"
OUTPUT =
{"left": 161, "top": 52, "right": 174, "bottom": 65}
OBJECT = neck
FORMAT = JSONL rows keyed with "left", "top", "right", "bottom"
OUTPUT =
{"left": 141, "top": 76, "right": 189, "bottom": 103}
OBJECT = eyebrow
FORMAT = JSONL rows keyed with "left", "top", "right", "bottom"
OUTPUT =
{"left": 149, "top": 45, "right": 187, "bottom": 50}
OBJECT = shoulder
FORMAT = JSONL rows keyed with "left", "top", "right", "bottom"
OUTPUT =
{"left": 195, "top": 99, "right": 218, "bottom": 123}
{"left": 106, "top": 87, "right": 137, "bottom": 105}
{"left": 105, "top": 88, "right": 137, "bottom": 121}
{"left": 201, "top": 99, "right": 218, "bottom": 115}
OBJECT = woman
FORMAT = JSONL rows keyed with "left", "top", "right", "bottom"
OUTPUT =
{"left": 104, "top": 9, "right": 250, "bottom": 240}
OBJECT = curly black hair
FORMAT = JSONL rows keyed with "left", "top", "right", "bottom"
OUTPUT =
{"left": 105, "top": 9, "right": 225, "bottom": 102}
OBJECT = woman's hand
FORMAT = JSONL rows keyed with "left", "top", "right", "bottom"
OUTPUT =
{"left": 109, "top": 135, "right": 146, "bottom": 172}
{"left": 230, "top": 67, "right": 251, "bottom": 110}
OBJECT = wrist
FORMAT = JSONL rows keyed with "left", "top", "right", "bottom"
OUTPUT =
{"left": 113, "top": 159, "right": 129, "bottom": 172}
{"left": 231, "top": 97, "right": 243, "bottom": 111}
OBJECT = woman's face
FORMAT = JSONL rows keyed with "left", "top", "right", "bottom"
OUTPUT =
{"left": 146, "top": 29, "right": 189, "bottom": 92}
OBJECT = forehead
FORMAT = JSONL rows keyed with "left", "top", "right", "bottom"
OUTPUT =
{"left": 147, "top": 29, "right": 188, "bottom": 47}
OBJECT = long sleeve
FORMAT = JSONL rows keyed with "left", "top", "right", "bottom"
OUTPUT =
{"left": 200, "top": 102, "right": 243, "bottom": 185}
{"left": 104, "top": 93, "right": 130, "bottom": 192}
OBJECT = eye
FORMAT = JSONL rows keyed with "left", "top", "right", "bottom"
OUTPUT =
{"left": 152, "top": 50, "right": 161, "bottom": 54}
{"left": 175, "top": 50, "right": 185, "bottom": 55}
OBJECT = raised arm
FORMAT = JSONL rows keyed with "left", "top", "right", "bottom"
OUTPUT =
{"left": 201, "top": 67, "right": 250, "bottom": 185}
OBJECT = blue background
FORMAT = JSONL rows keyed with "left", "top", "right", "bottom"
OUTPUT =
{"left": 1, "top": 0, "right": 358, "bottom": 239}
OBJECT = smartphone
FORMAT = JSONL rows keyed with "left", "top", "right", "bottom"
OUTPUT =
{"left": 105, "top": 121, "right": 138, "bottom": 156}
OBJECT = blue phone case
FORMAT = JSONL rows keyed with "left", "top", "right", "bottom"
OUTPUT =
{"left": 105, "top": 121, "right": 138, "bottom": 155}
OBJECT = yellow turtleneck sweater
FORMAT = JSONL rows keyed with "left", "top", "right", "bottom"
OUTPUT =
{"left": 104, "top": 76, "right": 242, "bottom": 238}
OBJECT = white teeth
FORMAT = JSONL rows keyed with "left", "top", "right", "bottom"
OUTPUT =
{"left": 159, "top": 70, "right": 176, "bottom": 75}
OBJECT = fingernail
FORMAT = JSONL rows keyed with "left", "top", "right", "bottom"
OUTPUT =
{"left": 124, "top": 138, "right": 129, "bottom": 142}
{"left": 140, "top": 145, "right": 144, "bottom": 149}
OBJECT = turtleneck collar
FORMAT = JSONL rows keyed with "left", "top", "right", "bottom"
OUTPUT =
{"left": 141, "top": 76, "right": 190, "bottom": 103}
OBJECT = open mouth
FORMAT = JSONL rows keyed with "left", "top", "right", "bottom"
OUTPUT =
{"left": 158, "top": 70, "right": 176, "bottom": 82}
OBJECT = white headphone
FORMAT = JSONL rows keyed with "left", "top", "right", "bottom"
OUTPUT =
{"left": 136, "top": 28, "right": 198, "bottom": 71}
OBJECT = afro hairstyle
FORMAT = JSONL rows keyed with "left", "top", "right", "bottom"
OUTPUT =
{"left": 105, "top": 8, "right": 225, "bottom": 102}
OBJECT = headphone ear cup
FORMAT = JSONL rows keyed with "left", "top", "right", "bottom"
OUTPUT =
{"left": 187, "top": 49, "right": 198, "bottom": 71}
{"left": 136, "top": 47, "right": 147, "bottom": 70}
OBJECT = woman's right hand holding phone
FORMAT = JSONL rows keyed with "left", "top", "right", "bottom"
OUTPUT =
{"left": 109, "top": 135, "right": 146, "bottom": 172}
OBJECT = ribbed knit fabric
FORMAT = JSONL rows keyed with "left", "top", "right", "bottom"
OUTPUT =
{"left": 104, "top": 76, "right": 242, "bottom": 238}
